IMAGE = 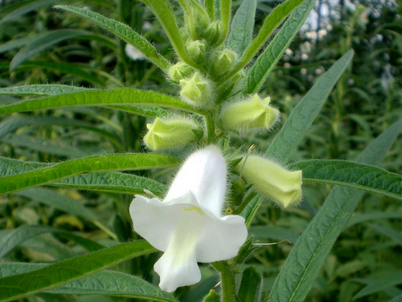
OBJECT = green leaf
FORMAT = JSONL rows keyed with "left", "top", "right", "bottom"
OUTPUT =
{"left": 237, "top": 266, "right": 262, "bottom": 302}
{"left": 288, "top": 159, "right": 402, "bottom": 201}
{"left": 0, "top": 85, "right": 168, "bottom": 118}
{"left": 9, "top": 30, "right": 98, "bottom": 71}
{"left": 227, "top": 0, "right": 256, "bottom": 55}
{"left": 353, "top": 272, "right": 402, "bottom": 300}
{"left": 221, "top": 0, "right": 306, "bottom": 83}
{"left": 0, "top": 157, "right": 168, "bottom": 196}
{"left": 140, "top": 0, "right": 194, "bottom": 67}
{"left": 0, "top": 263, "right": 177, "bottom": 302}
{"left": 55, "top": 5, "right": 171, "bottom": 71}
{"left": 244, "top": 0, "right": 315, "bottom": 93}
{"left": 387, "top": 293, "right": 402, "bottom": 302}
{"left": 346, "top": 212, "right": 402, "bottom": 229}
{"left": 1, "top": 0, "right": 65, "bottom": 23}
{"left": 0, "top": 88, "right": 198, "bottom": 115}
{"left": 0, "top": 153, "right": 181, "bottom": 194}
{"left": 0, "top": 225, "right": 104, "bottom": 259}
{"left": 266, "top": 50, "right": 354, "bottom": 164}
{"left": 0, "top": 240, "right": 156, "bottom": 301}
{"left": 266, "top": 118, "right": 402, "bottom": 302}
{"left": 368, "top": 224, "right": 402, "bottom": 246}
{"left": 218, "top": 0, "right": 232, "bottom": 45}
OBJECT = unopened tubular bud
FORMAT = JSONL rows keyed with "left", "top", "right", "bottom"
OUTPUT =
{"left": 213, "top": 49, "right": 237, "bottom": 75}
{"left": 143, "top": 117, "right": 202, "bottom": 151}
{"left": 220, "top": 94, "right": 280, "bottom": 131}
{"left": 205, "top": 21, "right": 221, "bottom": 46}
{"left": 180, "top": 72, "right": 211, "bottom": 106}
{"left": 168, "top": 62, "right": 193, "bottom": 81}
{"left": 236, "top": 155, "right": 302, "bottom": 207}
{"left": 186, "top": 40, "right": 206, "bottom": 63}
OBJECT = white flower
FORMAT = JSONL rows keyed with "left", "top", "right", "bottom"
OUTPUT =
{"left": 129, "top": 145, "right": 248, "bottom": 292}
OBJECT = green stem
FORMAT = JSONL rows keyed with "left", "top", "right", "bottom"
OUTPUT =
{"left": 204, "top": 112, "right": 216, "bottom": 143}
{"left": 212, "top": 261, "right": 237, "bottom": 302}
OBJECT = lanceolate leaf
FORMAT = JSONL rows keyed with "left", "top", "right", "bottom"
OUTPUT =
{"left": 227, "top": 0, "right": 256, "bottom": 55}
{"left": 266, "top": 119, "right": 402, "bottom": 302}
{"left": 55, "top": 5, "right": 171, "bottom": 71}
{"left": 140, "top": 0, "right": 194, "bottom": 67}
{"left": 0, "top": 263, "right": 177, "bottom": 302}
{"left": 289, "top": 159, "right": 402, "bottom": 201}
{"left": 266, "top": 50, "right": 354, "bottom": 164}
{"left": 0, "top": 153, "right": 181, "bottom": 194}
{"left": 0, "top": 88, "right": 198, "bottom": 115}
{"left": 353, "top": 272, "right": 402, "bottom": 300}
{"left": 0, "top": 241, "right": 156, "bottom": 302}
{"left": 0, "top": 157, "right": 168, "bottom": 196}
{"left": 221, "top": 0, "right": 306, "bottom": 83}
{"left": 245, "top": 0, "right": 316, "bottom": 93}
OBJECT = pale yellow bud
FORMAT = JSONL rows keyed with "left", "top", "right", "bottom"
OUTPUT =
{"left": 179, "top": 73, "right": 211, "bottom": 106}
{"left": 143, "top": 118, "right": 202, "bottom": 151}
{"left": 168, "top": 62, "right": 193, "bottom": 81}
{"left": 220, "top": 94, "right": 279, "bottom": 130}
{"left": 186, "top": 40, "right": 206, "bottom": 63}
{"left": 213, "top": 49, "right": 237, "bottom": 74}
{"left": 237, "top": 155, "right": 302, "bottom": 207}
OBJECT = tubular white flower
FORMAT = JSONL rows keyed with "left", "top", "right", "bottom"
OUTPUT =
{"left": 130, "top": 145, "right": 248, "bottom": 292}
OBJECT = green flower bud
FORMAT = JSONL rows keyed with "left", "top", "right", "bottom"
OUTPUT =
{"left": 143, "top": 117, "right": 202, "bottom": 151}
{"left": 205, "top": 21, "right": 221, "bottom": 46}
{"left": 186, "top": 40, "right": 206, "bottom": 63}
{"left": 220, "top": 94, "right": 280, "bottom": 131}
{"left": 213, "top": 49, "right": 237, "bottom": 75}
{"left": 168, "top": 62, "right": 193, "bottom": 81}
{"left": 236, "top": 155, "right": 302, "bottom": 207}
{"left": 180, "top": 72, "right": 211, "bottom": 106}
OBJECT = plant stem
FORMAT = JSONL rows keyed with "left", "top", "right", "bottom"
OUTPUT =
{"left": 212, "top": 261, "right": 236, "bottom": 302}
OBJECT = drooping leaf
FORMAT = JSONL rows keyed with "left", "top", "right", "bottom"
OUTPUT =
{"left": 0, "top": 153, "right": 181, "bottom": 194}
{"left": 0, "top": 88, "right": 197, "bottom": 115}
{"left": 289, "top": 159, "right": 402, "bottom": 201}
{"left": 0, "top": 240, "right": 156, "bottom": 301}
{"left": 55, "top": 5, "right": 171, "bottom": 71}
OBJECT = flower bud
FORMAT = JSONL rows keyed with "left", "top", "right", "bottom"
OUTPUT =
{"left": 236, "top": 155, "right": 302, "bottom": 207}
{"left": 205, "top": 21, "right": 221, "bottom": 46}
{"left": 186, "top": 40, "right": 206, "bottom": 63}
{"left": 168, "top": 62, "right": 193, "bottom": 81}
{"left": 143, "top": 117, "right": 202, "bottom": 151}
{"left": 180, "top": 72, "right": 212, "bottom": 106}
{"left": 213, "top": 49, "right": 237, "bottom": 75}
{"left": 220, "top": 94, "right": 280, "bottom": 131}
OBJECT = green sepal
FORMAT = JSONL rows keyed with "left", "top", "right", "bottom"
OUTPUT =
{"left": 203, "top": 290, "right": 221, "bottom": 302}
{"left": 234, "top": 237, "right": 259, "bottom": 264}
{"left": 237, "top": 266, "right": 263, "bottom": 302}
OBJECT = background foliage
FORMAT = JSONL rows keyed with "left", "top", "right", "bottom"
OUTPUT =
{"left": 0, "top": 0, "right": 401, "bottom": 301}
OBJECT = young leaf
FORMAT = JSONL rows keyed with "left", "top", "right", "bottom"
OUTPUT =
{"left": 266, "top": 118, "right": 402, "bottom": 302}
{"left": 139, "top": 0, "right": 194, "bottom": 67}
{"left": 0, "top": 241, "right": 156, "bottom": 302}
{"left": 0, "top": 153, "right": 181, "bottom": 194}
{"left": 237, "top": 266, "right": 263, "bottom": 302}
{"left": 0, "top": 88, "right": 198, "bottom": 115}
{"left": 220, "top": 0, "right": 306, "bottom": 83}
{"left": 245, "top": 0, "right": 315, "bottom": 93}
{"left": 55, "top": 5, "right": 171, "bottom": 71}
{"left": 288, "top": 159, "right": 402, "bottom": 201}
{"left": 227, "top": 0, "right": 256, "bottom": 55}
{"left": 0, "top": 84, "right": 92, "bottom": 96}
{"left": 266, "top": 50, "right": 354, "bottom": 164}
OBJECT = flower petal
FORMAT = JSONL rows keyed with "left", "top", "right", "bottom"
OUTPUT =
{"left": 164, "top": 145, "right": 227, "bottom": 217}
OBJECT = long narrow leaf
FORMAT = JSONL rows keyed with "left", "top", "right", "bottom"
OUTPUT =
{"left": 289, "top": 159, "right": 402, "bottom": 201}
{"left": 266, "top": 50, "right": 354, "bottom": 164}
{"left": 353, "top": 272, "right": 402, "bottom": 300}
{"left": 0, "top": 88, "right": 198, "bottom": 115}
{"left": 0, "top": 263, "right": 177, "bottom": 302}
{"left": 227, "top": 0, "right": 256, "bottom": 55}
{"left": 245, "top": 0, "right": 315, "bottom": 93}
{"left": 55, "top": 5, "right": 171, "bottom": 71}
{"left": 0, "top": 153, "right": 181, "bottom": 194}
{"left": 266, "top": 118, "right": 402, "bottom": 302}
{"left": 0, "top": 240, "right": 156, "bottom": 302}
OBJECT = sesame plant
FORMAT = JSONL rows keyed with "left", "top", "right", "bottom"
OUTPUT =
{"left": 0, "top": 0, "right": 401, "bottom": 302}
